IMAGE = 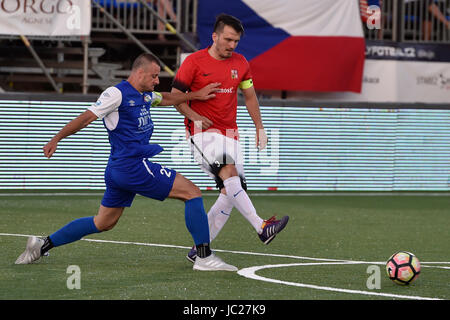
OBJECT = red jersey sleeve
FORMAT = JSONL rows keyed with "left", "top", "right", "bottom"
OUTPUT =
{"left": 172, "top": 54, "right": 196, "bottom": 93}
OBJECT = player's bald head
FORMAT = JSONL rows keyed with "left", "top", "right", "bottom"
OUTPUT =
{"left": 131, "top": 53, "right": 160, "bottom": 71}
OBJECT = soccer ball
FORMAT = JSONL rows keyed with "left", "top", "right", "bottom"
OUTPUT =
{"left": 386, "top": 251, "right": 421, "bottom": 285}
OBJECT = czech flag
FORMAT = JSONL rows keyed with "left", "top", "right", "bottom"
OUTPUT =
{"left": 197, "top": 0, "right": 366, "bottom": 93}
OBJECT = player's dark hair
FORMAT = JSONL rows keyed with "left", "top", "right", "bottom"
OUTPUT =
{"left": 131, "top": 53, "right": 160, "bottom": 71}
{"left": 213, "top": 13, "right": 244, "bottom": 35}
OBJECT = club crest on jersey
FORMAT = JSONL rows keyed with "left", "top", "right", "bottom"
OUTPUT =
{"left": 144, "top": 94, "right": 152, "bottom": 103}
{"left": 231, "top": 69, "right": 238, "bottom": 79}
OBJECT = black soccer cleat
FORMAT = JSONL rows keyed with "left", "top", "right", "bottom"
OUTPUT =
{"left": 258, "top": 215, "right": 289, "bottom": 245}
{"left": 186, "top": 246, "right": 197, "bottom": 263}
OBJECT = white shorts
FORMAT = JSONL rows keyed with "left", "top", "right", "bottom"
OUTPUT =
{"left": 189, "top": 131, "right": 246, "bottom": 189}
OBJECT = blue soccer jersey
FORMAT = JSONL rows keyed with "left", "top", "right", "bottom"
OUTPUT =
{"left": 88, "top": 80, "right": 176, "bottom": 207}
{"left": 89, "top": 80, "right": 164, "bottom": 167}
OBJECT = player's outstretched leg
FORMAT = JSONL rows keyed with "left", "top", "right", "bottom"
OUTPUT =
{"left": 15, "top": 236, "right": 45, "bottom": 265}
{"left": 15, "top": 216, "right": 101, "bottom": 265}
{"left": 15, "top": 207, "right": 123, "bottom": 265}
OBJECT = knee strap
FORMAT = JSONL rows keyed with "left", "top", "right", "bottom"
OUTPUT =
{"left": 209, "top": 154, "right": 247, "bottom": 191}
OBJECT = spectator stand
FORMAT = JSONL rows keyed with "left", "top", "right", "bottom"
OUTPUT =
{"left": 0, "top": 0, "right": 198, "bottom": 94}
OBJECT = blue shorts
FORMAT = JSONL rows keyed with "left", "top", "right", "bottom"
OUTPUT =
{"left": 101, "top": 158, "right": 177, "bottom": 208}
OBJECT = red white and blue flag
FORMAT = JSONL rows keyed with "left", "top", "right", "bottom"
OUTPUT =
{"left": 197, "top": 0, "right": 366, "bottom": 92}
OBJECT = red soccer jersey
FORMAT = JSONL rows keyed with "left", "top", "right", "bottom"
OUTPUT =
{"left": 172, "top": 47, "right": 253, "bottom": 138}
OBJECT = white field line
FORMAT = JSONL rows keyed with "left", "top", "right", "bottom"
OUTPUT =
{"left": 2, "top": 232, "right": 448, "bottom": 300}
{"left": 237, "top": 263, "right": 443, "bottom": 301}
{"left": 2, "top": 232, "right": 449, "bottom": 267}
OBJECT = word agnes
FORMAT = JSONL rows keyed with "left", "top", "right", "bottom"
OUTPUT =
{"left": 0, "top": 0, "right": 74, "bottom": 14}
{"left": 183, "top": 304, "right": 266, "bottom": 317}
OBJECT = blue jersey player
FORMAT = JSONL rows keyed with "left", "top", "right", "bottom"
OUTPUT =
{"left": 15, "top": 53, "right": 237, "bottom": 272}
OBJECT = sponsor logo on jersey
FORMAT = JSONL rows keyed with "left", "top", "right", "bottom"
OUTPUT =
{"left": 217, "top": 87, "right": 234, "bottom": 94}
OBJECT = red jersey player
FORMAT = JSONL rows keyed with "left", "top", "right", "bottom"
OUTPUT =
{"left": 172, "top": 37, "right": 252, "bottom": 137}
{"left": 171, "top": 14, "right": 289, "bottom": 263}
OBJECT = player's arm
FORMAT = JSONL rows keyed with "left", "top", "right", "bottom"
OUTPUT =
{"left": 158, "top": 82, "right": 220, "bottom": 107}
{"left": 170, "top": 87, "right": 213, "bottom": 130}
{"left": 168, "top": 54, "right": 212, "bottom": 129}
{"left": 44, "top": 87, "right": 121, "bottom": 159}
{"left": 43, "top": 110, "right": 98, "bottom": 159}
{"left": 241, "top": 83, "right": 268, "bottom": 151}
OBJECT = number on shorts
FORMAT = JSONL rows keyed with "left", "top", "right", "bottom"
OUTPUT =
{"left": 160, "top": 166, "right": 172, "bottom": 178}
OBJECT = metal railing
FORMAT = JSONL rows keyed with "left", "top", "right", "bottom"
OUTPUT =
{"left": 363, "top": 0, "right": 450, "bottom": 43}
{"left": 91, "top": 0, "right": 197, "bottom": 36}
{"left": 402, "top": 0, "right": 450, "bottom": 42}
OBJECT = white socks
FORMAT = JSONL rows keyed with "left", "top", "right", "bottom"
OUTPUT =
{"left": 207, "top": 193, "right": 233, "bottom": 242}
{"left": 222, "top": 176, "right": 263, "bottom": 234}
{"left": 205, "top": 176, "right": 264, "bottom": 244}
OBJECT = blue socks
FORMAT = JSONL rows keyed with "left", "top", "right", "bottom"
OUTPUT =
{"left": 46, "top": 199, "right": 210, "bottom": 254}
{"left": 184, "top": 197, "right": 210, "bottom": 246}
{"left": 49, "top": 216, "right": 100, "bottom": 247}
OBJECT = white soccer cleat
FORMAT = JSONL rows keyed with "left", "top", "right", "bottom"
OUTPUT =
{"left": 193, "top": 253, "right": 238, "bottom": 272}
{"left": 15, "top": 236, "right": 44, "bottom": 265}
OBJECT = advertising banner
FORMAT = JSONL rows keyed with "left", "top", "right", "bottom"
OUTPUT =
{"left": 0, "top": 0, "right": 91, "bottom": 36}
